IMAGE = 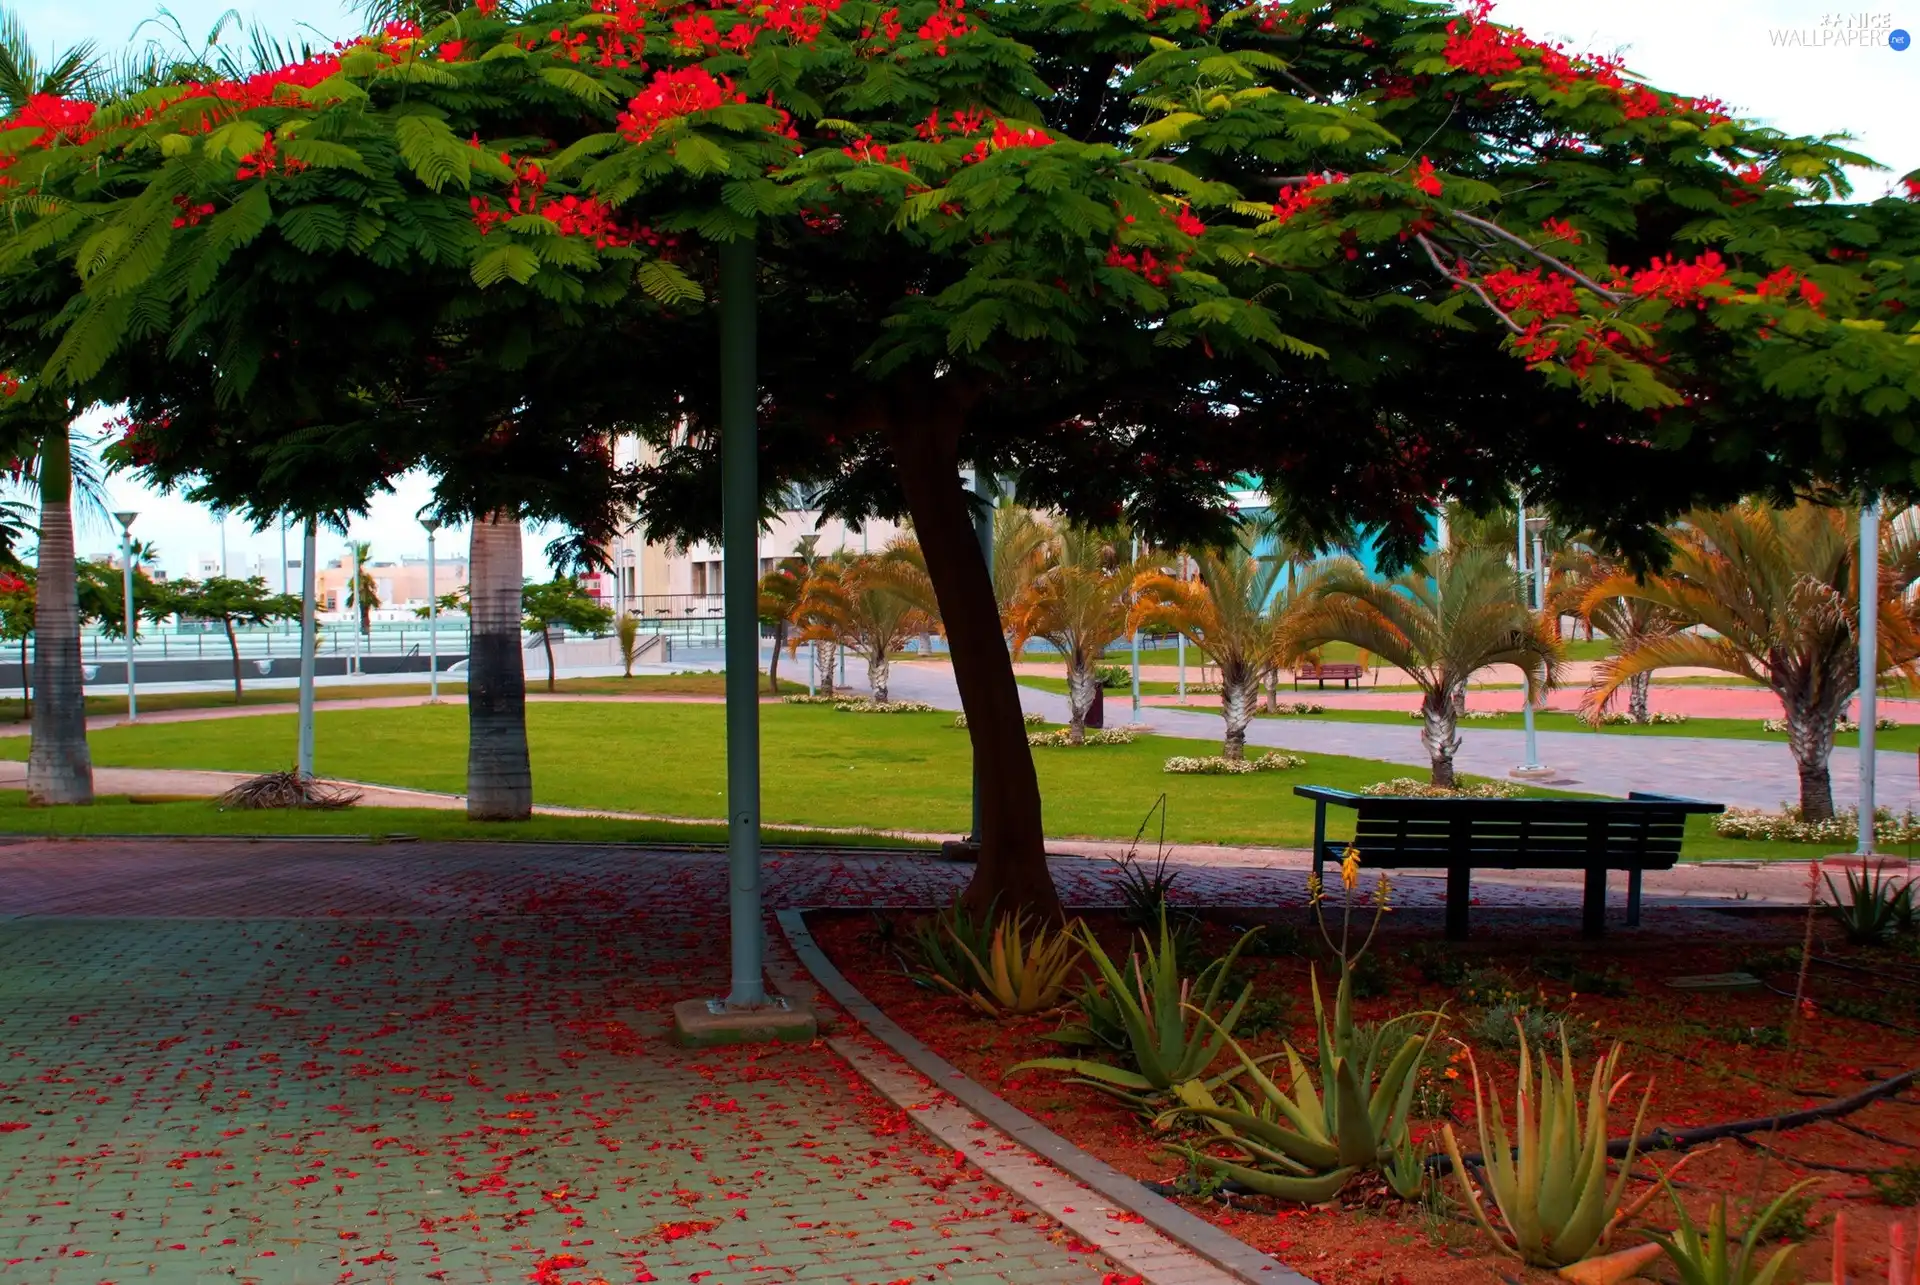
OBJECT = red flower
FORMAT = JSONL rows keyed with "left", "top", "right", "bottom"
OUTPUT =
{"left": 8, "top": 93, "right": 95, "bottom": 146}
{"left": 1624, "top": 250, "right": 1727, "bottom": 305}
{"left": 1172, "top": 207, "right": 1206, "bottom": 238}
{"left": 1270, "top": 172, "right": 1341, "bottom": 223}
{"left": 235, "top": 130, "right": 309, "bottom": 181}
{"left": 1903, "top": 176, "right": 1920, "bottom": 200}
{"left": 618, "top": 68, "right": 739, "bottom": 144}
{"left": 917, "top": 0, "right": 972, "bottom": 55}
{"left": 1412, "top": 155, "right": 1442, "bottom": 197}
{"left": 1144, "top": 0, "right": 1212, "bottom": 31}
{"left": 1539, "top": 217, "right": 1581, "bottom": 244}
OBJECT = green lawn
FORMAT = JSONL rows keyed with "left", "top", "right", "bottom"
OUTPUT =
{"left": 0, "top": 789, "right": 914, "bottom": 847}
{"left": 1016, "top": 677, "right": 1912, "bottom": 750}
{"left": 0, "top": 700, "right": 1821, "bottom": 860}
{"left": 0, "top": 671, "right": 803, "bottom": 726}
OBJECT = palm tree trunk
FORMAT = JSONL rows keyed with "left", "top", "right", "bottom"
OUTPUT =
{"left": 815, "top": 640, "right": 836, "bottom": 697}
{"left": 767, "top": 621, "right": 785, "bottom": 694}
{"left": 869, "top": 647, "right": 890, "bottom": 703}
{"left": 542, "top": 626, "right": 557, "bottom": 693}
{"left": 20, "top": 634, "right": 30, "bottom": 721}
{"left": 467, "top": 511, "right": 531, "bottom": 821}
{"left": 27, "top": 420, "right": 91, "bottom": 805}
{"left": 1221, "top": 665, "right": 1256, "bottom": 761}
{"left": 1628, "top": 671, "right": 1651, "bottom": 724}
{"left": 1783, "top": 701, "right": 1840, "bottom": 821}
{"left": 885, "top": 400, "right": 1059, "bottom": 919}
{"left": 1421, "top": 683, "right": 1463, "bottom": 789}
{"left": 1066, "top": 654, "right": 1098, "bottom": 745}
{"left": 1264, "top": 667, "right": 1278, "bottom": 713}
{"left": 225, "top": 617, "right": 244, "bottom": 701}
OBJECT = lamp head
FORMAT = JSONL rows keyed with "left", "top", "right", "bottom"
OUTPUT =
{"left": 421, "top": 516, "right": 442, "bottom": 534}
{"left": 113, "top": 510, "right": 138, "bottom": 532}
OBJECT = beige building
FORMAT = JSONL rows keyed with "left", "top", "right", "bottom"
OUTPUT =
{"left": 584, "top": 436, "right": 907, "bottom": 619}
{"left": 315, "top": 552, "right": 470, "bottom": 620}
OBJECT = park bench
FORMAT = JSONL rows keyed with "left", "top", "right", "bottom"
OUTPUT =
{"left": 1294, "top": 786, "right": 1726, "bottom": 939}
{"left": 1294, "top": 662, "right": 1365, "bottom": 689}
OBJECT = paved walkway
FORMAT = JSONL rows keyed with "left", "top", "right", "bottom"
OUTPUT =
{"left": 887, "top": 663, "right": 1920, "bottom": 814}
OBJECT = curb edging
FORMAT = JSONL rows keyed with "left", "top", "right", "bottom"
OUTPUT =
{"left": 776, "top": 907, "right": 1315, "bottom": 1285}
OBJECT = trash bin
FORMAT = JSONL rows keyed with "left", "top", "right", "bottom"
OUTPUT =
{"left": 1087, "top": 685, "right": 1105, "bottom": 729}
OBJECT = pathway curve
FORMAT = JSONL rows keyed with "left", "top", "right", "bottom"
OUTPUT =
{"left": 887, "top": 661, "right": 1920, "bottom": 813}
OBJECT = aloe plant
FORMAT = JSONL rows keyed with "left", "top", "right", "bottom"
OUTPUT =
{"left": 1647, "top": 1177, "right": 1819, "bottom": 1285}
{"left": 1012, "top": 911, "right": 1258, "bottom": 1107}
{"left": 1441, "top": 1031, "right": 1653, "bottom": 1268}
{"left": 906, "top": 895, "right": 997, "bottom": 992}
{"left": 1174, "top": 961, "right": 1438, "bottom": 1202}
{"left": 1824, "top": 864, "right": 1915, "bottom": 945}
{"left": 935, "top": 911, "right": 1084, "bottom": 1017}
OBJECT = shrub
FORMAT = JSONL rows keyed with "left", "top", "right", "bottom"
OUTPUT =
{"left": 1596, "top": 710, "right": 1690, "bottom": 725}
{"left": 1093, "top": 664, "right": 1130, "bottom": 689}
{"left": 1030, "top": 727, "right": 1137, "bottom": 746}
{"left": 1871, "top": 1162, "right": 1920, "bottom": 1207}
{"left": 1467, "top": 999, "right": 1590, "bottom": 1056}
{"left": 1363, "top": 777, "right": 1524, "bottom": 799}
{"left": 1163, "top": 752, "right": 1306, "bottom": 774}
{"left": 1408, "top": 709, "right": 1502, "bottom": 721}
{"left": 905, "top": 896, "right": 997, "bottom": 992}
{"left": 1442, "top": 1034, "right": 1652, "bottom": 1268}
{"left": 1533, "top": 955, "right": 1634, "bottom": 998}
{"left": 1016, "top": 911, "right": 1260, "bottom": 1108}
{"left": 952, "top": 711, "right": 1046, "bottom": 729}
{"left": 1111, "top": 794, "right": 1178, "bottom": 925}
{"left": 1761, "top": 716, "right": 1894, "bottom": 734}
{"left": 835, "top": 698, "right": 937, "bottom": 713}
{"left": 1648, "top": 1177, "right": 1818, "bottom": 1284}
{"left": 1264, "top": 701, "right": 1326, "bottom": 716}
{"left": 1716, "top": 806, "right": 1920, "bottom": 845}
{"left": 1823, "top": 864, "right": 1916, "bottom": 944}
{"left": 933, "top": 912, "right": 1085, "bottom": 1017}
{"left": 782, "top": 693, "right": 838, "bottom": 704}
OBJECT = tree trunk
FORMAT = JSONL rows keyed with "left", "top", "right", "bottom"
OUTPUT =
{"left": 767, "top": 621, "right": 785, "bottom": 693}
{"left": 1221, "top": 664, "right": 1256, "bottom": 761}
{"left": 27, "top": 420, "right": 91, "bottom": 805}
{"left": 869, "top": 647, "right": 891, "bottom": 703}
{"left": 467, "top": 512, "right": 532, "bottom": 820}
{"left": 1628, "top": 671, "right": 1651, "bottom": 725}
{"left": 815, "top": 640, "right": 836, "bottom": 697}
{"left": 883, "top": 399, "right": 1059, "bottom": 918}
{"left": 20, "top": 634, "right": 30, "bottom": 721}
{"left": 1451, "top": 683, "right": 1467, "bottom": 718}
{"left": 1783, "top": 701, "right": 1839, "bottom": 822}
{"left": 225, "top": 617, "right": 244, "bottom": 701}
{"left": 1065, "top": 653, "right": 1098, "bottom": 745}
{"left": 542, "top": 626, "right": 557, "bottom": 693}
{"left": 1422, "top": 683, "right": 1462, "bottom": 789}
{"left": 1264, "top": 667, "right": 1278, "bottom": 713}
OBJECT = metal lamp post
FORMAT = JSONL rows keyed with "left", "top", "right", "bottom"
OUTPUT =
{"left": 297, "top": 518, "right": 318, "bottom": 779}
{"left": 114, "top": 511, "right": 138, "bottom": 722}
{"left": 1514, "top": 500, "right": 1549, "bottom": 778}
{"left": 1858, "top": 495, "right": 1880, "bottom": 857}
{"left": 1130, "top": 536, "right": 1142, "bottom": 723}
{"left": 422, "top": 517, "right": 441, "bottom": 703}
{"left": 348, "top": 539, "right": 363, "bottom": 677}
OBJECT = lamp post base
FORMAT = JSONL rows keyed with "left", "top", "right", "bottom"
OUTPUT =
{"left": 940, "top": 839, "right": 981, "bottom": 863}
{"left": 1509, "top": 764, "right": 1559, "bottom": 781}
{"left": 671, "top": 995, "right": 816, "bottom": 1048}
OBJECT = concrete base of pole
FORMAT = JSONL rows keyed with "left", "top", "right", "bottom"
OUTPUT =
{"left": 1508, "top": 764, "right": 1560, "bottom": 781}
{"left": 939, "top": 839, "right": 980, "bottom": 863}
{"left": 671, "top": 996, "right": 816, "bottom": 1048}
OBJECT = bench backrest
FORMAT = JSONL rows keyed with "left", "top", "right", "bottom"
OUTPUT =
{"left": 1297, "top": 788, "right": 1722, "bottom": 869}
{"left": 1299, "top": 662, "right": 1364, "bottom": 676}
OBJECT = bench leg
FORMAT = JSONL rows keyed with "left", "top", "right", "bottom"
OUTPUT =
{"left": 1582, "top": 869, "right": 1607, "bottom": 938}
{"left": 1445, "top": 867, "right": 1471, "bottom": 941}
{"left": 1627, "top": 869, "right": 1643, "bottom": 928}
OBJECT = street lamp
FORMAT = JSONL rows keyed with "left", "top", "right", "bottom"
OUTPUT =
{"left": 422, "top": 517, "right": 441, "bottom": 703}
{"left": 620, "top": 546, "right": 636, "bottom": 620}
{"left": 1512, "top": 500, "right": 1552, "bottom": 779}
{"left": 114, "top": 511, "right": 138, "bottom": 721}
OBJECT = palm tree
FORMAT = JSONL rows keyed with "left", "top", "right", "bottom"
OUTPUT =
{"left": 466, "top": 511, "right": 531, "bottom": 820}
{"left": 345, "top": 540, "right": 380, "bottom": 636}
{"left": 2, "top": 10, "right": 100, "bottom": 804}
{"left": 1582, "top": 503, "right": 1920, "bottom": 821}
{"left": 1289, "top": 547, "right": 1562, "bottom": 787}
{"left": 1130, "top": 538, "right": 1308, "bottom": 761}
{"left": 794, "top": 541, "right": 937, "bottom": 703}
{"left": 1009, "top": 522, "right": 1132, "bottom": 743}
{"left": 1557, "top": 540, "right": 1678, "bottom": 723}
{"left": 991, "top": 504, "right": 1052, "bottom": 655}
{"left": 757, "top": 558, "right": 804, "bottom": 694}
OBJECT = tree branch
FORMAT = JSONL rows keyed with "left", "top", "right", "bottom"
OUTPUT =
{"left": 1448, "top": 209, "right": 1624, "bottom": 304}
{"left": 1415, "top": 232, "right": 1525, "bottom": 336}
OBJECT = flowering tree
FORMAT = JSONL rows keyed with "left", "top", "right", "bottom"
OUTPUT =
{"left": 523, "top": 575, "right": 617, "bottom": 693}
{"left": 167, "top": 576, "right": 304, "bottom": 702}
{"left": 1, "top": 0, "right": 1916, "bottom": 910}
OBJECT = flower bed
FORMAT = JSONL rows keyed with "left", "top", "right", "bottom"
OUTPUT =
{"left": 1362, "top": 777, "right": 1523, "bottom": 799}
{"left": 952, "top": 711, "right": 1046, "bottom": 729}
{"left": 834, "top": 698, "right": 938, "bottom": 713}
{"left": 1029, "top": 727, "right": 1137, "bottom": 746}
{"left": 1164, "top": 752, "right": 1306, "bottom": 774}
{"left": 812, "top": 907, "right": 1920, "bottom": 1285}
{"left": 1716, "top": 805, "right": 1920, "bottom": 845}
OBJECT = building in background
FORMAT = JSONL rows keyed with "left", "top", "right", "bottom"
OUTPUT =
{"left": 584, "top": 435, "right": 906, "bottom": 624}
{"left": 314, "top": 551, "right": 471, "bottom": 619}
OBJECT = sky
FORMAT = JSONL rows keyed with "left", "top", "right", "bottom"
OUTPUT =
{"left": 10, "top": 0, "right": 1918, "bottom": 579}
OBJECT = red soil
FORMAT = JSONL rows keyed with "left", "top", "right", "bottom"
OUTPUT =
{"left": 813, "top": 907, "right": 1920, "bottom": 1284}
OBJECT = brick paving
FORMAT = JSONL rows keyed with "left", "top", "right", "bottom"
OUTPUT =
{"left": 0, "top": 840, "right": 1170, "bottom": 1285}
{"left": 0, "top": 837, "right": 1816, "bottom": 1285}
